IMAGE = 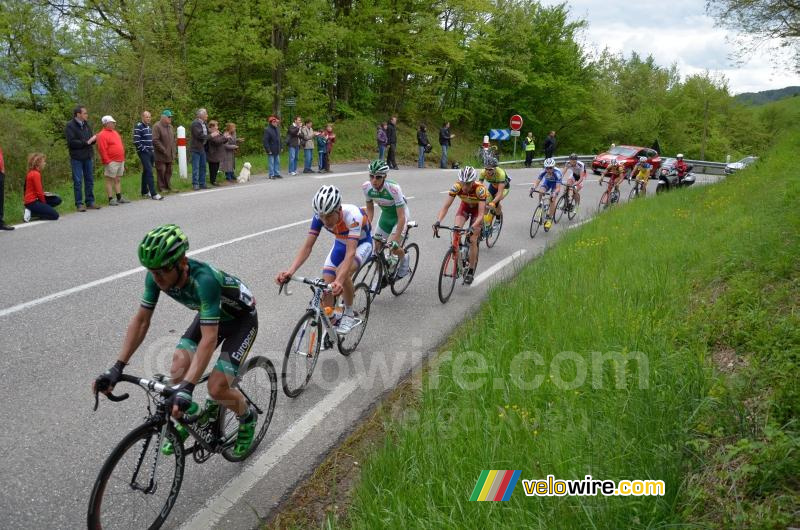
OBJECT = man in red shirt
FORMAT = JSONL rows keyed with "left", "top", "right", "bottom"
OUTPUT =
{"left": 0, "top": 145, "right": 13, "bottom": 230}
{"left": 97, "top": 115, "right": 130, "bottom": 206}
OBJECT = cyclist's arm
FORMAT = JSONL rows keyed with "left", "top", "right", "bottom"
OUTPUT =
{"left": 335, "top": 238, "right": 358, "bottom": 286}
{"left": 183, "top": 323, "right": 219, "bottom": 385}
{"left": 392, "top": 204, "right": 406, "bottom": 246}
{"left": 285, "top": 233, "right": 318, "bottom": 276}
{"left": 365, "top": 200, "right": 375, "bottom": 226}
{"left": 436, "top": 195, "right": 455, "bottom": 223}
{"left": 491, "top": 182, "right": 506, "bottom": 205}
{"left": 116, "top": 306, "right": 154, "bottom": 364}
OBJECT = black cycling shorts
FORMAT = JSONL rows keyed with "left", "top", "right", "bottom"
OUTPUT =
{"left": 177, "top": 310, "right": 258, "bottom": 377}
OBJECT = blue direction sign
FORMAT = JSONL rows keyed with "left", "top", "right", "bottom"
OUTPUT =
{"left": 489, "top": 129, "right": 510, "bottom": 141}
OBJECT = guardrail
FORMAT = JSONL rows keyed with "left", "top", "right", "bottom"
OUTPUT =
{"left": 495, "top": 155, "right": 727, "bottom": 174}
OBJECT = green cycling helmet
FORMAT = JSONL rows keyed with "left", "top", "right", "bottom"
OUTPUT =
{"left": 368, "top": 159, "right": 390, "bottom": 176}
{"left": 138, "top": 224, "right": 189, "bottom": 269}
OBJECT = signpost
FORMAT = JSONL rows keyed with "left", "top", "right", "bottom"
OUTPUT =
{"left": 177, "top": 125, "right": 187, "bottom": 179}
{"left": 510, "top": 114, "right": 523, "bottom": 160}
{"left": 489, "top": 129, "right": 510, "bottom": 141}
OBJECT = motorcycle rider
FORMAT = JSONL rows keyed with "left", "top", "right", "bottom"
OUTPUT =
{"left": 674, "top": 154, "right": 693, "bottom": 181}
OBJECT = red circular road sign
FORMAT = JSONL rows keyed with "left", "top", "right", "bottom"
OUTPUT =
{"left": 510, "top": 114, "right": 523, "bottom": 131}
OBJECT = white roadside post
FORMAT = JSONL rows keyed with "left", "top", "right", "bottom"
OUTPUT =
{"left": 177, "top": 125, "right": 188, "bottom": 179}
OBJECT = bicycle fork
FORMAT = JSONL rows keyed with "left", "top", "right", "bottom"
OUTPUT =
{"left": 131, "top": 421, "right": 169, "bottom": 494}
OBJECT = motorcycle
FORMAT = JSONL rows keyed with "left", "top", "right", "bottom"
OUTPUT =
{"left": 656, "top": 166, "right": 695, "bottom": 194}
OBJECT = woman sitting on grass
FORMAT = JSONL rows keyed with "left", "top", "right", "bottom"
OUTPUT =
{"left": 23, "top": 153, "right": 62, "bottom": 222}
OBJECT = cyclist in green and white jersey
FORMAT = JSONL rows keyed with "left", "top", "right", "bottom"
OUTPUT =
{"left": 93, "top": 224, "right": 259, "bottom": 457}
{"left": 362, "top": 160, "right": 411, "bottom": 278}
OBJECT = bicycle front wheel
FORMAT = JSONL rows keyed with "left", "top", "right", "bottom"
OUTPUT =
{"left": 338, "top": 282, "right": 371, "bottom": 355}
{"left": 628, "top": 186, "right": 639, "bottom": 201}
{"left": 598, "top": 191, "right": 609, "bottom": 211}
{"left": 88, "top": 421, "right": 184, "bottom": 530}
{"left": 438, "top": 249, "right": 458, "bottom": 303}
{"left": 554, "top": 196, "right": 566, "bottom": 223}
{"left": 282, "top": 310, "right": 321, "bottom": 398}
{"left": 567, "top": 196, "right": 578, "bottom": 220}
{"left": 222, "top": 356, "right": 278, "bottom": 462}
{"left": 390, "top": 243, "right": 419, "bottom": 296}
{"left": 530, "top": 205, "right": 543, "bottom": 238}
{"left": 354, "top": 255, "right": 382, "bottom": 301}
{"left": 485, "top": 215, "right": 502, "bottom": 248}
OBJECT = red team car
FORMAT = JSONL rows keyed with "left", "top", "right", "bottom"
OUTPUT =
{"left": 591, "top": 145, "right": 662, "bottom": 176}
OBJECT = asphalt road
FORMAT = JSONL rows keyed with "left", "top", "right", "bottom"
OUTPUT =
{"left": 0, "top": 164, "right": 719, "bottom": 529}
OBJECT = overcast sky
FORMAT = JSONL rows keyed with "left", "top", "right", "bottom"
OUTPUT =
{"left": 541, "top": 0, "right": 800, "bottom": 94}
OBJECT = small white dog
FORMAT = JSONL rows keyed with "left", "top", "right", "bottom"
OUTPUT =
{"left": 237, "top": 162, "right": 252, "bottom": 183}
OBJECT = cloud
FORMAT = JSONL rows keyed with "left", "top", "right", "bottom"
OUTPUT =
{"left": 541, "top": 0, "right": 800, "bottom": 93}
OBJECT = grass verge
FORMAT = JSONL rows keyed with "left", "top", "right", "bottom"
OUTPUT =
{"left": 268, "top": 123, "right": 799, "bottom": 528}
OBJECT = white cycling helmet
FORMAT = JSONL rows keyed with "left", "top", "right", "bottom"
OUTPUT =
{"left": 638, "top": 156, "right": 647, "bottom": 163}
{"left": 312, "top": 185, "right": 342, "bottom": 215}
{"left": 543, "top": 158, "right": 556, "bottom": 168}
{"left": 458, "top": 166, "right": 478, "bottom": 183}
{"left": 676, "top": 153, "right": 684, "bottom": 159}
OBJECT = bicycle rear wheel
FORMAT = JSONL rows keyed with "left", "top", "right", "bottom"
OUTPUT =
{"left": 438, "top": 249, "right": 458, "bottom": 303}
{"left": 554, "top": 196, "right": 566, "bottom": 223}
{"left": 222, "top": 356, "right": 278, "bottom": 462}
{"left": 338, "top": 282, "right": 371, "bottom": 355}
{"left": 281, "top": 310, "right": 321, "bottom": 398}
{"left": 390, "top": 243, "right": 419, "bottom": 296}
{"left": 354, "top": 255, "right": 382, "bottom": 302}
{"left": 567, "top": 196, "right": 577, "bottom": 220}
{"left": 88, "top": 421, "right": 184, "bottom": 530}
{"left": 628, "top": 185, "right": 639, "bottom": 201}
{"left": 485, "top": 215, "right": 502, "bottom": 248}
{"left": 530, "top": 205, "right": 543, "bottom": 238}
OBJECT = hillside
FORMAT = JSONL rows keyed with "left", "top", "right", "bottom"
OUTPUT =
{"left": 735, "top": 86, "right": 800, "bottom": 105}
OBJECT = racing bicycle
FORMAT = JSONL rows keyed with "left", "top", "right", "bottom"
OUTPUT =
{"left": 88, "top": 360, "right": 277, "bottom": 529}
{"left": 434, "top": 225, "right": 479, "bottom": 304}
{"left": 279, "top": 276, "right": 371, "bottom": 397}
{"left": 554, "top": 183, "right": 578, "bottom": 223}
{"left": 354, "top": 222, "right": 420, "bottom": 302}
{"left": 529, "top": 190, "right": 555, "bottom": 238}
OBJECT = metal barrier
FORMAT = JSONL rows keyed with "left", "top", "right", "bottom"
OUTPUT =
{"left": 496, "top": 155, "right": 727, "bottom": 174}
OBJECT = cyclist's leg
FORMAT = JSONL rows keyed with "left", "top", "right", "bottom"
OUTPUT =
{"left": 321, "top": 243, "right": 342, "bottom": 308}
{"left": 171, "top": 315, "right": 219, "bottom": 382}
{"left": 341, "top": 241, "right": 372, "bottom": 306}
{"left": 208, "top": 313, "right": 258, "bottom": 415}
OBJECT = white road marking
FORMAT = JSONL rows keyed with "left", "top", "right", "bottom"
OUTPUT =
{"left": 471, "top": 249, "right": 527, "bottom": 287}
{"left": 179, "top": 376, "right": 362, "bottom": 530}
{"left": 6, "top": 220, "right": 47, "bottom": 230}
{"left": 568, "top": 218, "right": 594, "bottom": 230}
{"left": 0, "top": 218, "right": 310, "bottom": 319}
{"left": 313, "top": 170, "right": 367, "bottom": 179}
{"left": 177, "top": 181, "right": 272, "bottom": 196}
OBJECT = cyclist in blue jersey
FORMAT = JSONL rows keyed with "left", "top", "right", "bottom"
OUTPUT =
{"left": 530, "top": 157, "right": 563, "bottom": 230}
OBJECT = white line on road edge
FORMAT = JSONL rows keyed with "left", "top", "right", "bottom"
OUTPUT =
{"left": 313, "top": 170, "right": 367, "bottom": 179}
{"left": 471, "top": 249, "right": 527, "bottom": 287}
{"left": 0, "top": 218, "right": 310, "bottom": 319}
{"left": 567, "top": 218, "right": 594, "bottom": 230}
{"left": 179, "top": 377, "right": 362, "bottom": 530}
{"left": 7, "top": 220, "right": 47, "bottom": 230}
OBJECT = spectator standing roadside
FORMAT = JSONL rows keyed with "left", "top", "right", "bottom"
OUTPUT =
{"left": 377, "top": 122, "right": 388, "bottom": 161}
{"left": 315, "top": 129, "right": 328, "bottom": 173}
{"left": 300, "top": 119, "right": 315, "bottom": 173}
{"left": 152, "top": 110, "right": 176, "bottom": 193}
{"left": 323, "top": 123, "right": 336, "bottom": 173}
{"left": 65, "top": 105, "right": 100, "bottom": 212}
{"left": 438, "top": 121, "right": 454, "bottom": 169}
{"left": 221, "top": 123, "right": 240, "bottom": 183}
{"left": 417, "top": 124, "right": 430, "bottom": 168}
{"left": 544, "top": 130, "right": 557, "bottom": 159}
{"left": 23, "top": 153, "right": 62, "bottom": 221}
{"left": 386, "top": 116, "right": 398, "bottom": 169}
{"left": 133, "top": 111, "right": 162, "bottom": 200}
{"left": 0, "top": 145, "right": 12, "bottom": 230}
{"left": 262, "top": 116, "right": 283, "bottom": 179}
{"left": 523, "top": 132, "right": 536, "bottom": 168}
{"left": 96, "top": 116, "right": 129, "bottom": 206}
{"left": 287, "top": 116, "right": 302, "bottom": 176}
{"left": 206, "top": 120, "right": 226, "bottom": 186}
{"left": 190, "top": 108, "right": 209, "bottom": 190}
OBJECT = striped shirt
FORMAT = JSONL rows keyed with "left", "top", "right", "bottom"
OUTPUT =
{"left": 133, "top": 122, "right": 153, "bottom": 153}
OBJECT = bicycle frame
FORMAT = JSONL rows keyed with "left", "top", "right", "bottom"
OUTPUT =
{"left": 280, "top": 276, "right": 340, "bottom": 342}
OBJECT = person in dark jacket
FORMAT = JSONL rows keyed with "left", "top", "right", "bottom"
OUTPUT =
{"left": 65, "top": 105, "right": 100, "bottom": 211}
{"left": 438, "top": 122, "right": 455, "bottom": 169}
{"left": 262, "top": 116, "right": 283, "bottom": 179}
{"left": 417, "top": 124, "right": 430, "bottom": 168}
{"left": 377, "top": 122, "right": 388, "bottom": 161}
{"left": 133, "top": 110, "right": 161, "bottom": 200}
{"left": 206, "top": 120, "right": 226, "bottom": 186}
{"left": 386, "top": 116, "right": 398, "bottom": 169}
{"left": 287, "top": 116, "right": 301, "bottom": 176}
{"left": 544, "top": 130, "right": 557, "bottom": 158}
{"left": 190, "top": 108, "right": 209, "bottom": 190}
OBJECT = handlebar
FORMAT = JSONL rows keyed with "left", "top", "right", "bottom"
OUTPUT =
{"left": 93, "top": 373, "right": 170, "bottom": 411}
{"left": 278, "top": 275, "right": 331, "bottom": 296}
{"left": 433, "top": 225, "right": 471, "bottom": 239}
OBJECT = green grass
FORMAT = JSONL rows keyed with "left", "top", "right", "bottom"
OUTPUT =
{"left": 328, "top": 119, "right": 800, "bottom": 527}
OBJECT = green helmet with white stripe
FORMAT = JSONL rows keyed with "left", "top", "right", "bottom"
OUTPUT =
{"left": 138, "top": 224, "right": 189, "bottom": 269}
{"left": 368, "top": 159, "right": 390, "bottom": 176}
